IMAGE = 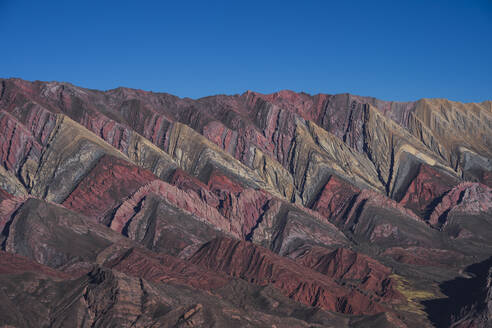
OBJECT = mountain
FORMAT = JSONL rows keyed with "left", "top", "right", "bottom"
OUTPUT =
{"left": 0, "top": 77, "right": 491, "bottom": 327}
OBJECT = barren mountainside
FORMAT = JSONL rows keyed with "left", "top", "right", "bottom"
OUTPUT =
{"left": 0, "top": 77, "right": 491, "bottom": 327}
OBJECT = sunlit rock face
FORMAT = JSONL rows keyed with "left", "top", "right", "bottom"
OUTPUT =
{"left": 0, "top": 78, "right": 491, "bottom": 327}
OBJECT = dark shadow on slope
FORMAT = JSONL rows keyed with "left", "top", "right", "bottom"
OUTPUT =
{"left": 422, "top": 256, "right": 492, "bottom": 328}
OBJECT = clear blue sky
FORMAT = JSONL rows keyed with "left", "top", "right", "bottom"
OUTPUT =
{"left": 1, "top": 0, "right": 491, "bottom": 102}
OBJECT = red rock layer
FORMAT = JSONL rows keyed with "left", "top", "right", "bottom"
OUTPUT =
{"left": 10, "top": 102, "right": 58, "bottom": 145}
{"left": 0, "top": 188, "right": 13, "bottom": 201}
{"left": 429, "top": 182, "right": 492, "bottom": 227}
{"left": 399, "top": 164, "right": 458, "bottom": 216}
{"left": 0, "top": 111, "right": 41, "bottom": 172}
{"left": 0, "top": 250, "right": 70, "bottom": 279}
{"left": 207, "top": 170, "right": 271, "bottom": 237}
{"left": 106, "top": 247, "right": 230, "bottom": 291}
{"left": 297, "top": 247, "right": 403, "bottom": 304}
{"left": 247, "top": 90, "right": 324, "bottom": 122}
{"left": 345, "top": 189, "right": 423, "bottom": 228}
{"left": 169, "top": 168, "right": 219, "bottom": 207}
{"left": 61, "top": 154, "right": 272, "bottom": 240}
{"left": 312, "top": 175, "right": 360, "bottom": 224}
{"left": 189, "top": 237, "right": 386, "bottom": 315}
{"left": 110, "top": 180, "right": 237, "bottom": 237}
{"left": 312, "top": 175, "right": 424, "bottom": 234}
{"left": 62, "top": 155, "right": 156, "bottom": 219}
{"left": 480, "top": 170, "right": 492, "bottom": 187}
{"left": 207, "top": 170, "right": 244, "bottom": 194}
{"left": 0, "top": 191, "right": 26, "bottom": 233}
{"left": 169, "top": 168, "right": 272, "bottom": 238}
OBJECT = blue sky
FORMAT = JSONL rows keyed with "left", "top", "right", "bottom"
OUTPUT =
{"left": 0, "top": 0, "right": 491, "bottom": 101}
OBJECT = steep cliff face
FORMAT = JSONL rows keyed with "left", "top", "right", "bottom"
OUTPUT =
{"left": 0, "top": 78, "right": 491, "bottom": 327}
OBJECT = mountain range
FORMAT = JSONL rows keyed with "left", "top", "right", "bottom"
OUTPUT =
{"left": 0, "top": 78, "right": 491, "bottom": 327}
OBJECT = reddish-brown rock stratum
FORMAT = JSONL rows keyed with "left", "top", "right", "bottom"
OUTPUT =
{"left": 189, "top": 237, "right": 388, "bottom": 315}
{"left": 0, "top": 250, "right": 71, "bottom": 279}
{"left": 106, "top": 247, "right": 230, "bottom": 291}
{"left": 429, "top": 182, "right": 492, "bottom": 227}
{"left": 398, "top": 163, "right": 459, "bottom": 217}
{"left": 296, "top": 247, "right": 404, "bottom": 304}
{"left": 0, "top": 77, "right": 491, "bottom": 327}
{"left": 312, "top": 175, "right": 360, "bottom": 223}
{"left": 62, "top": 154, "right": 156, "bottom": 220}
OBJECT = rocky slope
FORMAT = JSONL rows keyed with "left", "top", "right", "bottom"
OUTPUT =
{"left": 0, "top": 77, "right": 491, "bottom": 327}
